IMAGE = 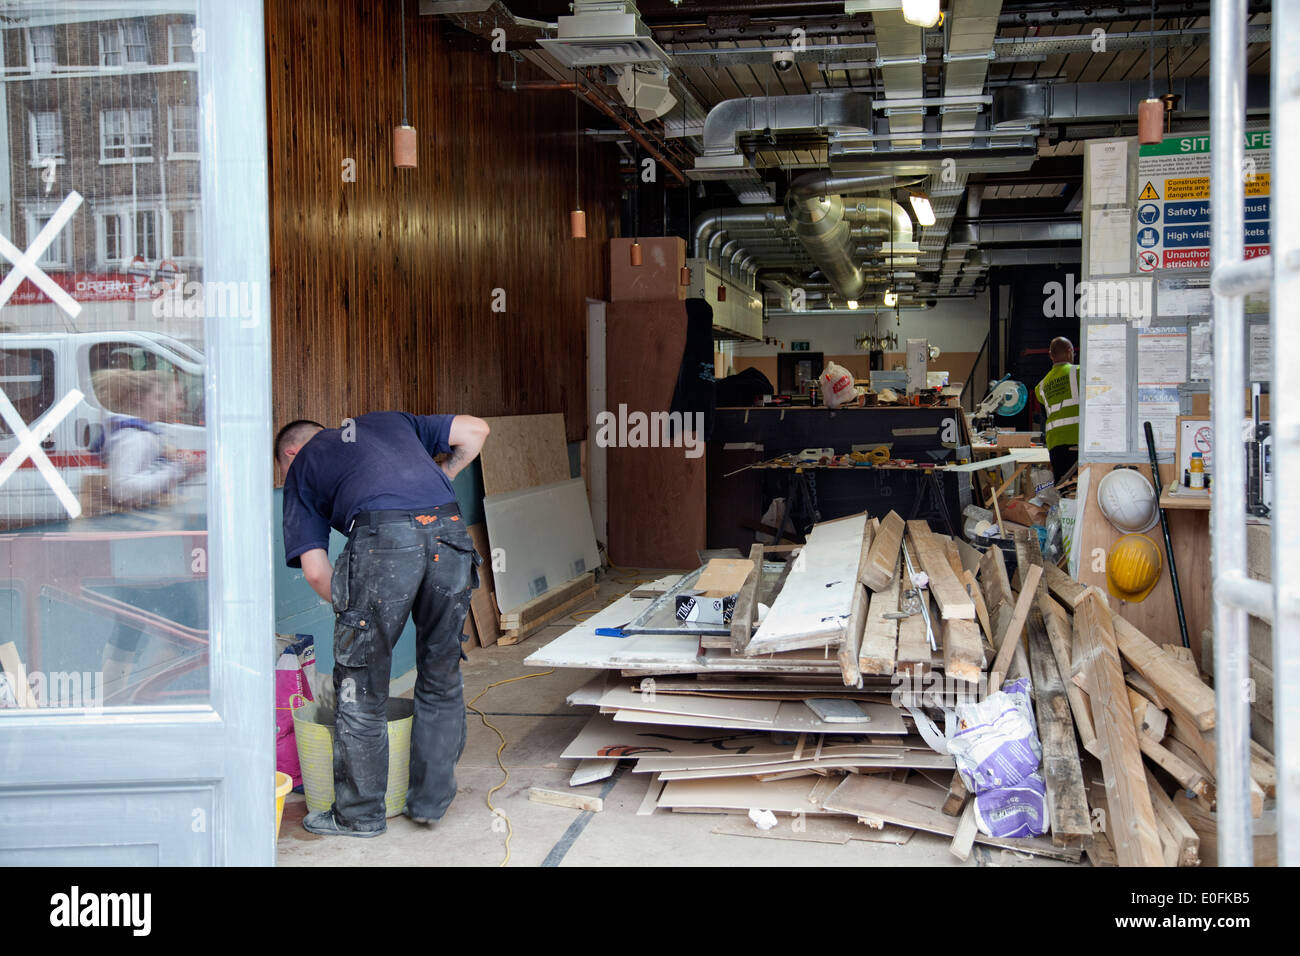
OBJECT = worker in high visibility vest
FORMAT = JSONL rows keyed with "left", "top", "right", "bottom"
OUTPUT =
{"left": 1035, "top": 337, "right": 1080, "bottom": 480}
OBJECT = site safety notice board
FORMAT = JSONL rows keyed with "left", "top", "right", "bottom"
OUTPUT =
{"left": 1134, "top": 130, "right": 1271, "bottom": 272}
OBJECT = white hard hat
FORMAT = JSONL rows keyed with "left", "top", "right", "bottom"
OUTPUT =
{"left": 1096, "top": 467, "right": 1160, "bottom": 534}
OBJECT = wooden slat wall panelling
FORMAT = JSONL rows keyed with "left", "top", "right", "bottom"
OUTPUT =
{"left": 266, "top": 2, "right": 615, "bottom": 445}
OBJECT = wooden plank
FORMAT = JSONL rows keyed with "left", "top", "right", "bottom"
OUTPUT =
{"left": 838, "top": 518, "right": 876, "bottom": 686}
{"left": 480, "top": 413, "right": 570, "bottom": 496}
{"left": 987, "top": 564, "right": 1043, "bottom": 689}
{"left": 0, "top": 641, "right": 36, "bottom": 708}
{"left": 1050, "top": 558, "right": 1216, "bottom": 732}
{"left": 1073, "top": 590, "right": 1164, "bottom": 867}
{"left": 528, "top": 787, "right": 603, "bottom": 812}
{"left": 905, "top": 520, "right": 975, "bottom": 619}
{"left": 1173, "top": 790, "right": 1278, "bottom": 867}
{"left": 467, "top": 523, "right": 503, "bottom": 647}
{"left": 728, "top": 543, "right": 766, "bottom": 655}
{"left": 859, "top": 554, "right": 901, "bottom": 676}
{"left": 862, "top": 510, "right": 905, "bottom": 591}
{"left": 949, "top": 801, "right": 978, "bottom": 861}
{"left": 1159, "top": 738, "right": 1216, "bottom": 802}
{"left": 963, "top": 569, "right": 994, "bottom": 652}
{"left": 895, "top": 598, "right": 932, "bottom": 678}
{"left": 1038, "top": 593, "right": 1099, "bottom": 757}
{"left": 1111, "top": 612, "right": 1217, "bottom": 732}
{"left": 1146, "top": 770, "right": 1200, "bottom": 867}
{"left": 497, "top": 584, "right": 598, "bottom": 646}
{"left": 941, "top": 618, "right": 983, "bottom": 685}
{"left": 942, "top": 770, "right": 970, "bottom": 816}
{"left": 694, "top": 558, "right": 757, "bottom": 596}
{"left": 499, "top": 571, "right": 597, "bottom": 628}
{"left": 978, "top": 544, "right": 1014, "bottom": 611}
{"left": 1128, "top": 687, "right": 1168, "bottom": 743}
{"left": 1024, "top": 604, "right": 1092, "bottom": 846}
{"left": 1249, "top": 741, "right": 1277, "bottom": 799}
{"left": 1042, "top": 561, "right": 1090, "bottom": 609}
{"left": 942, "top": 537, "right": 965, "bottom": 579}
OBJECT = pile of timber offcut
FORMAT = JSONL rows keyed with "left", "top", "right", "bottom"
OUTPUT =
{"left": 525, "top": 513, "right": 1277, "bottom": 864}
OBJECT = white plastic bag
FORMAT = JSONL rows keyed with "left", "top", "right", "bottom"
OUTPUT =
{"left": 818, "top": 362, "right": 861, "bottom": 408}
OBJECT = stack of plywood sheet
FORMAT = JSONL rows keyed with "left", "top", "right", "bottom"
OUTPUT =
{"left": 525, "top": 515, "right": 1278, "bottom": 865}
{"left": 471, "top": 413, "right": 599, "bottom": 647}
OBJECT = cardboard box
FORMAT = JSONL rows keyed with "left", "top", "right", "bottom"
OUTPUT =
{"left": 675, "top": 593, "right": 738, "bottom": 625}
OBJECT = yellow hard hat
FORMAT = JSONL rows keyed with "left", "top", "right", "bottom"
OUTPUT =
{"left": 1107, "top": 534, "right": 1163, "bottom": 602}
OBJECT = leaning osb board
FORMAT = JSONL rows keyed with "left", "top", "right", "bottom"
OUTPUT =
{"left": 480, "top": 414, "right": 570, "bottom": 497}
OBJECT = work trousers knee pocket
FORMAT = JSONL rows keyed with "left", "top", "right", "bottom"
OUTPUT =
{"left": 434, "top": 535, "right": 481, "bottom": 643}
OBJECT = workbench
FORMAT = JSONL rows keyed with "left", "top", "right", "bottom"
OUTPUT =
{"left": 706, "top": 405, "right": 972, "bottom": 550}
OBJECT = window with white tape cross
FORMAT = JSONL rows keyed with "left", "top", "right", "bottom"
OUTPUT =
{"left": 0, "top": 4, "right": 209, "bottom": 711}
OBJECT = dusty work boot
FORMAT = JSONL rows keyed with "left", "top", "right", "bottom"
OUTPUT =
{"left": 402, "top": 807, "right": 435, "bottom": 825}
{"left": 302, "top": 809, "right": 386, "bottom": 838}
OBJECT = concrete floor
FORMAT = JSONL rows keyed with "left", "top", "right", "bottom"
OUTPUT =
{"left": 276, "top": 574, "right": 1076, "bottom": 868}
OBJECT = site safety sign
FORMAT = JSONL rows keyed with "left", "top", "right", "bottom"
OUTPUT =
{"left": 1135, "top": 130, "right": 1271, "bottom": 271}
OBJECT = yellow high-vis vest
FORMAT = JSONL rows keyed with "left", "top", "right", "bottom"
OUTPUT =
{"left": 1035, "top": 362, "right": 1080, "bottom": 449}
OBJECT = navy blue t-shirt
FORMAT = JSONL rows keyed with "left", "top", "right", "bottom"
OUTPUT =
{"left": 282, "top": 411, "right": 457, "bottom": 567}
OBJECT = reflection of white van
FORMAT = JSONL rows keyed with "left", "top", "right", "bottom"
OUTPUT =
{"left": 0, "top": 332, "right": 205, "bottom": 528}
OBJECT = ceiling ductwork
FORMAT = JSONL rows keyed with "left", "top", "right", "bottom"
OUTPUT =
{"left": 784, "top": 173, "right": 916, "bottom": 301}
{"left": 691, "top": 91, "right": 874, "bottom": 181}
{"left": 870, "top": 11, "right": 925, "bottom": 149}
{"left": 536, "top": 0, "right": 669, "bottom": 68}
{"left": 941, "top": 0, "right": 1003, "bottom": 149}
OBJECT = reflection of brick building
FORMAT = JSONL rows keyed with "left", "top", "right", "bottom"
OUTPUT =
{"left": 1, "top": 11, "right": 202, "bottom": 309}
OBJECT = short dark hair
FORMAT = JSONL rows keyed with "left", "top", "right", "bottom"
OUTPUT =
{"left": 275, "top": 419, "right": 324, "bottom": 464}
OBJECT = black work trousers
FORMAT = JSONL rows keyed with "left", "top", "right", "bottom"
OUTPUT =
{"left": 328, "top": 506, "right": 480, "bottom": 830}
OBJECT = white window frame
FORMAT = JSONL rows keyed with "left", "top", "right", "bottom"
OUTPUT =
{"left": 28, "top": 110, "right": 64, "bottom": 168}
{"left": 123, "top": 21, "right": 150, "bottom": 65}
{"left": 99, "top": 27, "right": 125, "bottom": 67}
{"left": 169, "top": 23, "right": 196, "bottom": 64}
{"left": 96, "top": 203, "right": 189, "bottom": 268}
{"left": 97, "top": 210, "right": 128, "bottom": 266}
{"left": 134, "top": 208, "right": 159, "bottom": 262}
{"left": 100, "top": 108, "right": 153, "bottom": 164}
{"left": 24, "top": 209, "right": 71, "bottom": 269}
{"left": 168, "top": 105, "right": 199, "bottom": 159}
{"left": 26, "top": 26, "right": 57, "bottom": 72}
{"left": 166, "top": 205, "right": 202, "bottom": 263}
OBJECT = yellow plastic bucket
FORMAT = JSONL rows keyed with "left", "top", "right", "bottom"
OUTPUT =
{"left": 275, "top": 771, "right": 293, "bottom": 839}
{"left": 292, "top": 698, "right": 414, "bottom": 818}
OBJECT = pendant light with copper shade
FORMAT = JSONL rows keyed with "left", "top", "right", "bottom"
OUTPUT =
{"left": 1137, "top": 0, "right": 1164, "bottom": 145}
{"left": 393, "top": 0, "right": 417, "bottom": 168}
{"left": 570, "top": 72, "right": 586, "bottom": 238}
{"left": 629, "top": 69, "right": 643, "bottom": 267}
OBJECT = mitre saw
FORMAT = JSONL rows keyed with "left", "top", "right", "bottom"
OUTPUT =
{"left": 973, "top": 375, "right": 1029, "bottom": 430}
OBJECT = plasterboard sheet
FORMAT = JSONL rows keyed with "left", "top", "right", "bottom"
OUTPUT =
{"left": 746, "top": 514, "right": 865, "bottom": 654}
{"left": 610, "top": 699, "right": 907, "bottom": 735}
{"left": 656, "top": 775, "right": 846, "bottom": 814}
{"left": 524, "top": 576, "right": 854, "bottom": 675}
{"left": 597, "top": 684, "right": 782, "bottom": 724}
{"left": 560, "top": 712, "right": 785, "bottom": 761}
{"left": 485, "top": 477, "right": 601, "bottom": 614}
{"left": 656, "top": 752, "right": 954, "bottom": 780}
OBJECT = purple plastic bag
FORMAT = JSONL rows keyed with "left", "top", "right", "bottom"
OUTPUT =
{"left": 973, "top": 773, "right": 1049, "bottom": 839}
{"left": 947, "top": 677, "right": 1042, "bottom": 793}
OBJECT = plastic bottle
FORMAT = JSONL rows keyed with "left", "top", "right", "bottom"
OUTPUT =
{"left": 1189, "top": 452, "right": 1205, "bottom": 489}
